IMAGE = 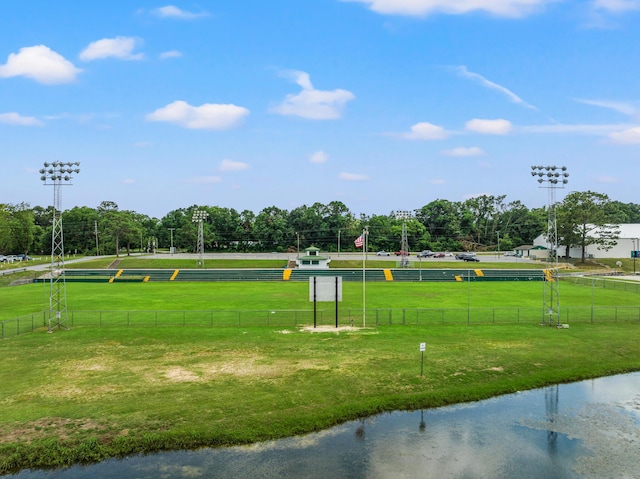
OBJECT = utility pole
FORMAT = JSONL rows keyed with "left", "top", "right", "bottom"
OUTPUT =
{"left": 94, "top": 220, "right": 99, "bottom": 256}
{"left": 168, "top": 228, "right": 176, "bottom": 254}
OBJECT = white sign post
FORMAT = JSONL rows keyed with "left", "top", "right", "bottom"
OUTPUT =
{"left": 420, "top": 342, "right": 426, "bottom": 376}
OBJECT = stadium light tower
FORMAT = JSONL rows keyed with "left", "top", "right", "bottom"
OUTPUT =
{"left": 395, "top": 210, "right": 412, "bottom": 268}
{"left": 530, "top": 165, "right": 569, "bottom": 327}
{"left": 192, "top": 210, "right": 208, "bottom": 268}
{"left": 39, "top": 161, "right": 80, "bottom": 332}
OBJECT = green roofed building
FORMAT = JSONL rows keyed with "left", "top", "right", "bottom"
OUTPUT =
{"left": 296, "top": 246, "right": 331, "bottom": 269}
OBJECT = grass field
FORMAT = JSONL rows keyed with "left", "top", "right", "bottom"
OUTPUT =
{"left": 3, "top": 279, "right": 640, "bottom": 321}
{"left": 1, "top": 275, "right": 640, "bottom": 473}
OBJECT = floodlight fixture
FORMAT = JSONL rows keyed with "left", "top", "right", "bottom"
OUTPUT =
{"left": 530, "top": 165, "right": 569, "bottom": 327}
{"left": 192, "top": 210, "right": 208, "bottom": 267}
{"left": 41, "top": 161, "right": 81, "bottom": 332}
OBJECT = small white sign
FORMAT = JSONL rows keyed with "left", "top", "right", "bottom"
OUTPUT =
{"left": 420, "top": 342, "right": 426, "bottom": 352}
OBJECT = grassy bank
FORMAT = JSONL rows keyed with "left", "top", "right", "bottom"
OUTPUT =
{"left": 1, "top": 322, "right": 639, "bottom": 473}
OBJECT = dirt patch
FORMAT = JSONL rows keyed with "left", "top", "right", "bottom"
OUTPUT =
{"left": 165, "top": 367, "right": 200, "bottom": 382}
{"left": 300, "top": 325, "right": 363, "bottom": 333}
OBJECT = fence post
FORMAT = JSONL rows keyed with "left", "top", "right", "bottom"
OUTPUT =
{"left": 17, "top": 318, "right": 20, "bottom": 336}
{"left": 2, "top": 321, "right": 4, "bottom": 340}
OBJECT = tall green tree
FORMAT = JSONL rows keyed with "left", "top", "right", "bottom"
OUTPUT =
{"left": 253, "top": 206, "right": 291, "bottom": 251}
{"left": 557, "top": 191, "right": 619, "bottom": 262}
{"left": 0, "top": 203, "right": 35, "bottom": 255}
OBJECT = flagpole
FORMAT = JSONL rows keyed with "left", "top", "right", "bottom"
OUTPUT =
{"left": 362, "top": 227, "right": 367, "bottom": 328}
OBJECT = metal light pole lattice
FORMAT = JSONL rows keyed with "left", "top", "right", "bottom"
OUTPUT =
{"left": 530, "top": 165, "right": 569, "bottom": 327}
{"left": 396, "top": 210, "right": 412, "bottom": 268}
{"left": 40, "top": 161, "right": 80, "bottom": 332}
{"left": 192, "top": 210, "right": 208, "bottom": 268}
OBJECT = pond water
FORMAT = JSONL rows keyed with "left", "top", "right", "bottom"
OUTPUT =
{"left": 10, "top": 372, "right": 640, "bottom": 479}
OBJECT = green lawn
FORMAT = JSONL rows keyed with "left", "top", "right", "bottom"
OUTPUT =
{"left": 1, "top": 278, "right": 640, "bottom": 473}
{"left": 3, "top": 280, "right": 640, "bottom": 320}
{"left": 1, "top": 321, "right": 639, "bottom": 473}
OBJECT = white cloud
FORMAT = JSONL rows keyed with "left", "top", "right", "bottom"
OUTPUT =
{"left": 0, "top": 112, "right": 43, "bottom": 126}
{"left": 80, "top": 37, "right": 144, "bottom": 61}
{"left": 160, "top": 50, "right": 182, "bottom": 59}
{"left": 0, "top": 45, "right": 81, "bottom": 84}
{"left": 220, "top": 159, "right": 249, "bottom": 171}
{"left": 400, "top": 122, "right": 449, "bottom": 140}
{"left": 184, "top": 176, "right": 222, "bottom": 184}
{"left": 152, "top": 5, "right": 209, "bottom": 19}
{"left": 465, "top": 118, "right": 513, "bottom": 135}
{"left": 592, "top": 0, "right": 640, "bottom": 13}
{"left": 339, "top": 172, "right": 369, "bottom": 181}
{"left": 310, "top": 151, "right": 329, "bottom": 164}
{"left": 609, "top": 126, "right": 640, "bottom": 143}
{"left": 575, "top": 98, "right": 637, "bottom": 117}
{"left": 341, "top": 0, "right": 554, "bottom": 18}
{"left": 122, "top": 178, "right": 136, "bottom": 184}
{"left": 272, "top": 71, "right": 355, "bottom": 120}
{"left": 441, "top": 146, "right": 484, "bottom": 156}
{"left": 454, "top": 65, "right": 537, "bottom": 110}
{"left": 146, "top": 100, "right": 249, "bottom": 130}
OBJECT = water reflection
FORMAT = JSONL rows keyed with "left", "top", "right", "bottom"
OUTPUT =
{"left": 10, "top": 373, "right": 640, "bottom": 479}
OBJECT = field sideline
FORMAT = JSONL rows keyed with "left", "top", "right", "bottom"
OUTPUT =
{"left": 3, "top": 279, "right": 640, "bottom": 321}
{"left": 1, "top": 278, "right": 640, "bottom": 473}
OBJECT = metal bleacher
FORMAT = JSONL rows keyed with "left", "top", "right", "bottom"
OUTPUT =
{"left": 57, "top": 267, "right": 546, "bottom": 283}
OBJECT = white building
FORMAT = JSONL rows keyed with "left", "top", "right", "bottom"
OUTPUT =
{"left": 295, "top": 246, "right": 332, "bottom": 269}
{"left": 533, "top": 224, "right": 640, "bottom": 259}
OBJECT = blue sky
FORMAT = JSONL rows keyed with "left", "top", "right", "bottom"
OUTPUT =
{"left": 2, "top": 0, "right": 640, "bottom": 218}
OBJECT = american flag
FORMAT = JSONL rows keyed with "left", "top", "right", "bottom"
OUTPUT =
{"left": 354, "top": 234, "right": 364, "bottom": 248}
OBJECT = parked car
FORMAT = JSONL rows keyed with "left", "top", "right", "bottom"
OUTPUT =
{"left": 462, "top": 254, "right": 480, "bottom": 262}
{"left": 455, "top": 253, "right": 467, "bottom": 260}
{"left": 376, "top": 250, "right": 391, "bottom": 256}
{"left": 395, "top": 251, "right": 411, "bottom": 256}
{"left": 416, "top": 250, "right": 433, "bottom": 258}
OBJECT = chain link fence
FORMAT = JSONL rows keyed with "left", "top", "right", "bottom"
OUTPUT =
{"left": 3, "top": 305, "right": 640, "bottom": 339}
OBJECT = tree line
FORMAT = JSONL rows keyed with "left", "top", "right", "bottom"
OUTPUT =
{"left": 1, "top": 192, "right": 638, "bottom": 260}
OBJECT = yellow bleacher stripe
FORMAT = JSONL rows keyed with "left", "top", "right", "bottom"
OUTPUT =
{"left": 383, "top": 269, "right": 393, "bottom": 281}
{"left": 143, "top": 276, "right": 150, "bottom": 282}
{"left": 474, "top": 269, "right": 484, "bottom": 276}
{"left": 283, "top": 269, "right": 292, "bottom": 280}
{"left": 544, "top": 269, "right": 555, "bottom": 282}
{"left": 455, "top": 275, "right": 462, "bottom": 282}
{"left": 108, "top": 277, "right": 115, "bottom": 283}
{"left": 170, "top": 269, "right": 179, "bottom": 281}
{"left": 115, "top": 269, "right": 123, "bottom": 278}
